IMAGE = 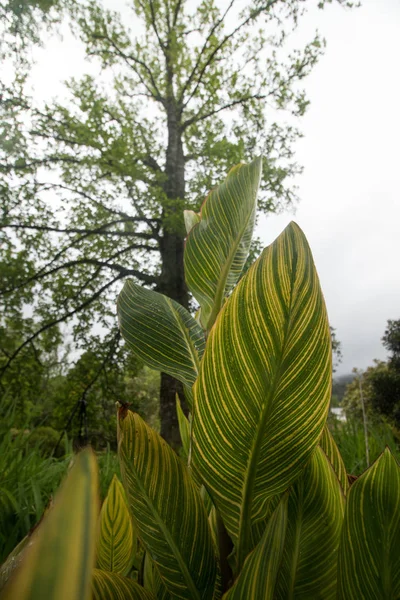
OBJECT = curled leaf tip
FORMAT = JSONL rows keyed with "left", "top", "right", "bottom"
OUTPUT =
{"left": 118, "top": 402, "right": 132, "bottom": 420}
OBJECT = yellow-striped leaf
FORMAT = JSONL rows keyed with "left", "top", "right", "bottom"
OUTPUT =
{"left": 143, "top": 556, "right": 172, "bottom": 600}
{"left": 337, "top": 447, "right": 400, "bottom": 599}
{"left": 1, "top": 449, "right": 98, "bottom": 600}
{"left": 184, "top": 157, "right": 262, "bottom": 330}
{"left": 118, "top": 410, "right": 217, "bottom": 599}
{"left": 176, "top": 396, "right": 191, "bottom": 460}
{"left": 275, "top": 447, "right": 345, "bottom": 599}
{"left": 92, "top": 569, "right": 154, "bottom": 600}
{"left": 0, "top": 534, "right": 30, "bottom": 592}
{"left": 117, "top": 281, "right": 205, "bottom": 393}
{"left": 223, "top": 494, "right": 288, "bottom": 600}
{"left": 319, "top": 424, "right": 349, "bottom": 495}
{"left": 192, "top": 222, "right": 332, "bottom": 568}
{"left": 97, "top": 475, "right": 136, "bottom": 575}
{"left": 142, "top": 553, "right": 170, "bottom": 598}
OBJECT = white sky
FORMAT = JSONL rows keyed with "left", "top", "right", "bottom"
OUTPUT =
{"left": 27, "top": 0, "right": 400, "bottom": 376}
{"left": 258, "top": 0, "right": 400, "bottom": 374}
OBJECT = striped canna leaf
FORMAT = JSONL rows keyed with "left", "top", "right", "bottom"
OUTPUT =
{"left": 319, "top": 424, "right": 349, "bottom": 495}
{"left": 92, "top": 569, "right": 154, "bottom": 599}
{"left": 176, "top": 396, "right": 191, "bottom": 460}
{"left": 117, "top": 281, "right": 205, "bottom": 397}
{"left": 117, "top": 410, "right": 217, "bottom": 599}
{"left": 337, "top": 447, "right": 400, "bottom": 599}
{"left": 142, "top": 555, "right": 172, "bottom": 600}
{"left": 97, "top": 475, "right": 136, "bottom": 575}
{"left": 223, "top": 494, "right": 288, "bottom": 600}
{"left": 274, "top": 446, "right": 345, "bottom": 599}
{"left": 184, "top": 157, "right": 262, "bottom": 330}
{"left": 192, "top": 222, "right": 332, "bottom": 569}
{"left": 0, "top": 449, "right": 99, "bottom": 600}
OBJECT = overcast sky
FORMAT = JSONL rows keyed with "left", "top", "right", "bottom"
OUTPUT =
{"left": 257, "top": 0, "right": 400, "bottom": 375}
{"left": 28, "top": 0, "right": 400, "bottom": 376}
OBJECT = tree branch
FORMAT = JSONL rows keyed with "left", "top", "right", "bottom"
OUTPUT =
{"left": 182, "top": 94, "right": 266, "bottom": 129}
{"left": 148, "top": 0, "right": 167, "bottom": 55}
{"left": 181, "top": 0, "right": 280, "bottom": 109}
{"left": 1, "top": 222, "right": 159, "bottom": 240}
{"left": 0, "top": 275, "right": 124, "bottom": 379}
{"left": 1, "top": 243, "right": 158, "bottom": 296}
{"left": 91, "top": 33, "right": 165, "bottom": 104}
{"left": 178, "top": 0, "right": 236, "bottom": 104}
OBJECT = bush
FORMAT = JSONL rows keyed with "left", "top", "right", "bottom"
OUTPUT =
{"left": 26, "top": 426, "right": 63, "bottom": 458}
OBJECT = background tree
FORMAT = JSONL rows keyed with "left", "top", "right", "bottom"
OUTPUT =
{"left": 0, "top": 0, "right": 352, "bottom": 444}
{"left": 341, "top": 362, "right": 385, "bottom": 422}
{"left": 368, "top": 319, "right": 400, "bottom": 427}
{"left": 342, "top": 319, "right": 400, "bottom": 429}
{"left": 382, "top": 319, "right": 400, "bottom": 370}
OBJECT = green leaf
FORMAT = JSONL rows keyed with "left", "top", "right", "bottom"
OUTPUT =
{"left": 319, "top": 424, "right": 349, "bottom": 494}
{"left": 184, "top": 157, "right": 262, "bottom": 330}
{"left": 97, "top": 475, "right": 136, "bottom": 575}
{"left": 192, "top": 222, "right": 332, "bottom": 568}
{"left": 176, "top": 396, "right": 191, "bottom": 460}
{"left": 92, "top": 569, "right": 154, "bottom": 600}
{"left": 0, "top": 534, "right": 30, "bottom": 592}
{"left": 117, "top": 281, "right": 205, "bottom": 393}
{"left": 1, "top": 449, "right": 98, "bottom": 600}
{"left": 142, "top": 555, "right": 172, "bottom": 600}
{"left": 118, "top": 410, "right": 217, "bottom": 599}
{"left": 223, "top": 494, "right": 288, "bottom": 600}
{"left": 275, "top": 446, "right": 345, "bottom": 599}
{"left": 337, "top": 448, "right": 400, "bottom": 599}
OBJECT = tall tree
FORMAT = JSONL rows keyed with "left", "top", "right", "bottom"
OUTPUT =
{"left": 0, "top": 0, "right": 352, "bottom": 445}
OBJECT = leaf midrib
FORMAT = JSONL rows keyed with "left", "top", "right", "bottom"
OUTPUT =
{"left": 237, "top": 242, "right": 298, "bottom": 569}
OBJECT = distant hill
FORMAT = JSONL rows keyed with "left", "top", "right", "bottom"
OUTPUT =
{"left": 332, "top": 373, "right": 356, "bottom": 403}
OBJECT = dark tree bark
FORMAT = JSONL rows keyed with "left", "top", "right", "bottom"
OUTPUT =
{"left": 157, "top": 96, "right": 189, "bottom": 447}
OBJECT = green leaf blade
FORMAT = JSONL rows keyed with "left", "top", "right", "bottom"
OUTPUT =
{"left": 97, "top": 475, "right": 136, "bottom": 575}
{"left": 176, "top": 396, "right": 191, "bottom": 460}
{"left": 223, "top": 494, "right": 288, "bottom": 600}
{"left": 184, "top": 157, "right": 262, "bottom": 330}
{"left": 337, "top": 448, "right": 400, "bottom": 599}
{"left": 92, "top": 569, "right": 154, "bottom": 600}
{"left": 192, "top": 222, "right": 332, "bottom": 567}
{"left": 118, "top": 410, "right": 217, "bottom": 599}
{"left": 1, "top": 449, "right": 99, "bottom": 600}
{"left": 117, "top": 281, "right": 205, "bottom": 393}
{"left": 319, "top": 424, "right": 349, "bottom": 495}
{"left": 275, "top": 447, "right": 345, "bottom": 599}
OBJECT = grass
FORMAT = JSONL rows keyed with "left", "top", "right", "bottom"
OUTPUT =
{"left": 0, "top": 429, "right": 71, "bottom": 562}
{"left": 0, "top": 429, "right": 120, "bottom": 564}
{"left": 329, "top": 415, "right": 400, "bottom": 475}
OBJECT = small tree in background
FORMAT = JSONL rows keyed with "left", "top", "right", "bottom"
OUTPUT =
{"left": 342, "top": 319, "right": 400, "bottom": 430}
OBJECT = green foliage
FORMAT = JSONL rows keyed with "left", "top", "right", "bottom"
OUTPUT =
{"left": 0, "top": 426, "right": 71, "bottom": 563}
{"left": 0, "top": 416, "right": 120, "bottom": 563}
{"left": 2, "top": 158, "right": 399, "bottom": 598}
{"left": 25, "top": 426, "right": 64, "bottom": 458}
{"left": 342, "top": 320, "right": 400, "bottom": 428}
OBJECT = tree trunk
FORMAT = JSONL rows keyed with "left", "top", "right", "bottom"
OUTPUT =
{"left": 157, "top": 97, "right": 189, "bottom": 447}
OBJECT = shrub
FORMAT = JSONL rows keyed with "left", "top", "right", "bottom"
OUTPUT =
{"left": 1, "top": 158, "right": 399, "bottom": 599}
{"left": 26, "top": 427, "right": 63, "bottom": 458}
